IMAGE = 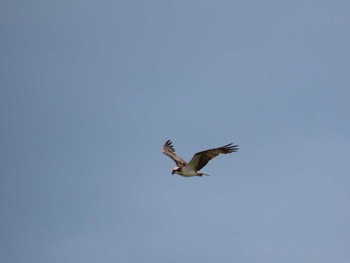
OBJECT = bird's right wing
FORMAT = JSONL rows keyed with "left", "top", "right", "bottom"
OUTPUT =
{"left": 162, "top": 140, "right": 187, "bottom": 167}
{"left": 187, "top": 143, "right": 239, "bottom": 171}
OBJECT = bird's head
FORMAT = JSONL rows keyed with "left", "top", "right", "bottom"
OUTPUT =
{"left": 172, "top": 167, "right": 181, "bottom": 175}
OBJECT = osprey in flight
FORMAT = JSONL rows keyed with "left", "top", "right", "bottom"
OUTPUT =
{"left": 162, "top": 140, "right": 238, "bottom": 177}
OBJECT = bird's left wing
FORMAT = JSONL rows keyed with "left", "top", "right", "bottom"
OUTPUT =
{"left": 187, "top": 143, "right": 239, "bottom": 171}
{"left": 162, "top": 140, "right": 187, "bottom": 167}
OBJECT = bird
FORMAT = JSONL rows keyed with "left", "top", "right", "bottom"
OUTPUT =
{"left": 162, "top": 140, "right": 238, "bottom": 177}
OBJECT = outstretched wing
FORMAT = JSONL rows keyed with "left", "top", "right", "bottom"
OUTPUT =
{"left": 187, "top": 143, "right": 239, "bottom": 171}
{"left": 162, "top": 140, "right": 187, "bottom": 168}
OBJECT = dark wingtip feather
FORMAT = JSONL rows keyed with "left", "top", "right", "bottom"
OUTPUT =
{"left": 221, "top": 143, "right": 239, "bottom": 153}
{"left": 164, "top": 139, "right": 175, "bottom": 152}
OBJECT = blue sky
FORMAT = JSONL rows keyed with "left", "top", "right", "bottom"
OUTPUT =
{"left": 1, "top": 0, "right": 350, "bottom": 262}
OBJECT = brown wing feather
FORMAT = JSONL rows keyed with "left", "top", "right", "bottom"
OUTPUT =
{"left": 187, "top": 143, "right": 239, "bottom": 171}
{"left": 162, "top": 140, "right": 187, "bottom": 168}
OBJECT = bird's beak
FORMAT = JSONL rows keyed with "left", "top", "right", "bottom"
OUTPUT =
{"left": 171, "top": 170, "right": 175, "bottom": 175}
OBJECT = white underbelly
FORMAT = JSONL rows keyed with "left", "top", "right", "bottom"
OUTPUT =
{"left": 180, "top": 167, "right": 198, "bottom": 177}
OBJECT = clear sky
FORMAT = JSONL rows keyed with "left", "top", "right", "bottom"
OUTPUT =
{"left": 1, "top": 0, "right": 350, "bottom": 262}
